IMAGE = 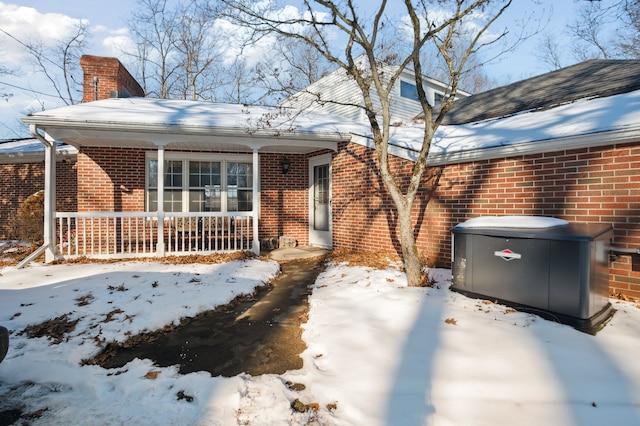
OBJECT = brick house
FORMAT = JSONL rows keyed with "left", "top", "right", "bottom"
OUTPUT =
{"left": 8, "top": 56, "right": 640, "bottom": 298}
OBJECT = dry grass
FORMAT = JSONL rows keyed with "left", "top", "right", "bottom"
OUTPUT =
{"left": 609, "top": 289, "right": 640, "bottom": 308}
{"left": 1, "top": 240, "right": 257, "bottom": 267}
{"left": 327, "top": 248, "right": 400, "bottom": 270}
{"left": 52, "top": 251, "right": 255, "bottom": 266}
{"left": 20, "top": 313, "right": 79, "bottom": 345}
{"left": 0, "top": 242, "right": 42, "bottom": 267}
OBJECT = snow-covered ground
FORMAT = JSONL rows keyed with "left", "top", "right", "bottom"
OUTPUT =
{"left": 1, "top": 256, "right": 639, "bottom": 425}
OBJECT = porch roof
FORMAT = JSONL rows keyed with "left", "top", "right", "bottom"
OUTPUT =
{"left": 21, "top": 98, "right": 360, "bottom": 154}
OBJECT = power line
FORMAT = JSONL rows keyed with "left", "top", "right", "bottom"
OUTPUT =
{"left": 0, "top": 27, "right": 62, "bottom": 71}
{"left": 0, "top": 80, "right": 74, "bottom": 102}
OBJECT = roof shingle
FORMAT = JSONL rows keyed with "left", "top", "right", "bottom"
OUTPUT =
{"left": 436, "top": 59, "right": 640, "bottom": 125}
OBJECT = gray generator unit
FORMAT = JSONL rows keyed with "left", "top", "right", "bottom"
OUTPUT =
{"left": 451, "top": 217, "right": 614, "bottom": 334}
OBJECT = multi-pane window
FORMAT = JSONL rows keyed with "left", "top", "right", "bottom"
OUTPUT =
{"left": 189, "top": 161, "right": 222, "bottom": 211}
{"left": 148, "top": 160, "right": 183, "bottom": 212}
{"left": 227, "top": 162, "right": 253, "bottom": 211}
{"left": 146, "top": 155, "right": 253, "bottom": 212}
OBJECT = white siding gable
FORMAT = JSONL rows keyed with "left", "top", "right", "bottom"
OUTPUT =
{"left": 281, "top": 60, "right": 468, "bottom": 124}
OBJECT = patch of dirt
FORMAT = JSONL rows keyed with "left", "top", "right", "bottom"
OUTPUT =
{"left": 83, "top": 285, "right": 273, "bottom": 368}
{"left": 84, "top": 256, "right": 328, "bottom": 377}
{"left": 0, "top": 408, "right": 22, "bottom": 425}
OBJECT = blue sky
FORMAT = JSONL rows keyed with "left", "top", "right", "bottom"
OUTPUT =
{"left": 0, "top": 0, "right": 621, "bottom": 139}
{"left": 4, "top": 0, "right": 589, "bottom": 79}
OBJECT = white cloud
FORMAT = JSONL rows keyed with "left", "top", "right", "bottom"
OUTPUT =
{"left": 0, "top": 3, "right": 89, "bottom": 67}
{"left": 101, "top": 32, "right": 134, "bottom": 58}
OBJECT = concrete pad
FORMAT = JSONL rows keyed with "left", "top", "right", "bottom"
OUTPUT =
{"left": 266, "top": 246, "right": 329, "bottom": 261}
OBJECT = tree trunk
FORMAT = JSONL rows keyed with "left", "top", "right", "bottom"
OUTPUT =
{"left": 397, "top": 199, "right": 425, "bottom": 287}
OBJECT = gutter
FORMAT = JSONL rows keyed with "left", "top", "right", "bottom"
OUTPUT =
{"left": 0, "top": 148, "right": 77, "bottom": 165}
{"left": 425, "top": 127, "right": 640, "bottom": 166}
{"left": 21, "top": 116, "right": 353, "bottom": 143}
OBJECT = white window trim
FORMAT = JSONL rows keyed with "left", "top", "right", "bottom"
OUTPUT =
{"left": 145, "top": 151, "right": 254, "bottom": 213}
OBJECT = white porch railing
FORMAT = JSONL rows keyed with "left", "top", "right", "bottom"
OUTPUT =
{"left": 55, "top": 212, "right": 255, "bottom": 259}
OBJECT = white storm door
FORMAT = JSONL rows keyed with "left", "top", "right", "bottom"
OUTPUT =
{"left": 309, "top": 154, "right": 332, "bottom": 248}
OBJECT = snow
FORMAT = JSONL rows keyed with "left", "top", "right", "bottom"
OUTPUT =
{"left": 455, "top": 216, "right": 569, "bottom": 229}
{"left": 0, "top": 139, "right": 76, "bottom": 155}
{"left": 11, "top": 87, "right": 640, "bottom": 166}
{"left": 23, "top": 98, "right": 366, "bottom": 139}
{"left": 425, "top": 89, "right": 640, "bottom": 155}
{"left": 1, "top": 257, "right": 640, "bottom": 425}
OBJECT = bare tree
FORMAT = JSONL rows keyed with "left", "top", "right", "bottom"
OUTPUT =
{"left": 174, "top": 0, "right": 225, "bottom": 101}
{"left": 0, "top": 63, "right": 13, "bottom": 101}
{"left": 251, "top": 32, "right": 333, "bottom": 103}
{"left": 223, "top": 0, "right": 518, "bottom": 286}
{"left": 536, "top": 33, "right": 564, "bottom": 71}
{"left": 218, "top": 56, "right": 255, "bottom": 104}
{"left": 126, "top": 0, "right": 181, "bottom": 98}
{"left": 26, "top": 21, "right": 89, "bottom": 105}
{"left": 568, "top": 0, "right": 616, "bottom": 60}
{"left": 565, "top": 0, "right": 633, "bottom": 62}
{"left": 615, "top": 0, "right": 640, "bottom": 58}
{"left": 420, "top": 33, "right": 499, "bottom": 94}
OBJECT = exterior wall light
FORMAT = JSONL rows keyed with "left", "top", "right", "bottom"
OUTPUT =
{"left": 281, "top": 157, "right": 291, "bottom": 174}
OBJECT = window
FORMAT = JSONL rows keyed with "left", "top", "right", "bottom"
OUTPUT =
{"left": 226, "top": 162, "right": 253, "bottom": 212}
{"left": 434, "top": 93, "right": 445, "bottom": 106}
{"left": 189, "top": 161, "right": 221, "bottom": 211}
{"left": 400, "top": 81, "right": 420, "bottom": 102}
{"left": 146, "top": 154, "right": 253, "bottom": 212}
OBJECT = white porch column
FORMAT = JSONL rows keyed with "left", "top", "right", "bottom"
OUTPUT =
{"left": 43, "top": 136, "right": 57, "bottom": 262}
{"left": 25, "top": 124, "right": 57, "bottom": 263}
{"left": 252, "top": 148, "right": 260, "bottom": 255}
{"left": 156, "top": 145, "right": 166, "bottom": 256}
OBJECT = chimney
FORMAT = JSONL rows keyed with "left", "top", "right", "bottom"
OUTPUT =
{"left": 79, "top": 55, "right": 144, "bottom": 102}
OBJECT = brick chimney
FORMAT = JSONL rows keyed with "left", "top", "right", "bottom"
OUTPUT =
{"left": 79, "top": 55, "right": 145, "bottom": 102}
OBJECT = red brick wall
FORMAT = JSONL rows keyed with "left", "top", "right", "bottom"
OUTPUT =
{"left": 331, "top": 141, "right": 640, "bottom": 297}
{"left": 0, "top": 161, "right": 77, "bottom": 239}
{"left": 332, "top": 141, "right": 439, "bottom": 261}
{"left": 79, "top": 55, "right": 144, "bottom": 102}
{"left": 77, "top": 148, "right": 146, "bottom": 212}
{"left": 429, "top": 144, "right": 640, "bottom": 297}
{"left": 259, "top": 153, "right": 310, "bottom": 245}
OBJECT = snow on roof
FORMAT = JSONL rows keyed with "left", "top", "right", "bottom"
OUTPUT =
{"left": 22, "top": 98, "right": 363, "bottom": 140}
{"left": 433, "top": 89, "right": 640, "bottom": 151}
{"left": 0, "top": 139, "right": 75, "bottom": 155}
{"left": 15, "top": 88, "right": 640, "bottom": 162}
{"left": 381, "top": 88, "right": 640, "bottom": 163}
{"left": 0, "top": 138, "right": 77, "bottom": 163}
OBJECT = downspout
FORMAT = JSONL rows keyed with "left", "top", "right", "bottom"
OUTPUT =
{"left": 17, "top": 125, "right": 58, "bottom": 268}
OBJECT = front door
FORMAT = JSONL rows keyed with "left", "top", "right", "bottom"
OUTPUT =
{"left": 309, "top": 154, "right": 332, "bottom": 248}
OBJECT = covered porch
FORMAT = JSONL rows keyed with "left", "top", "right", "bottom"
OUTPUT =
{"left": 20, "top": 98, "right": 349, "bottom": 265}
